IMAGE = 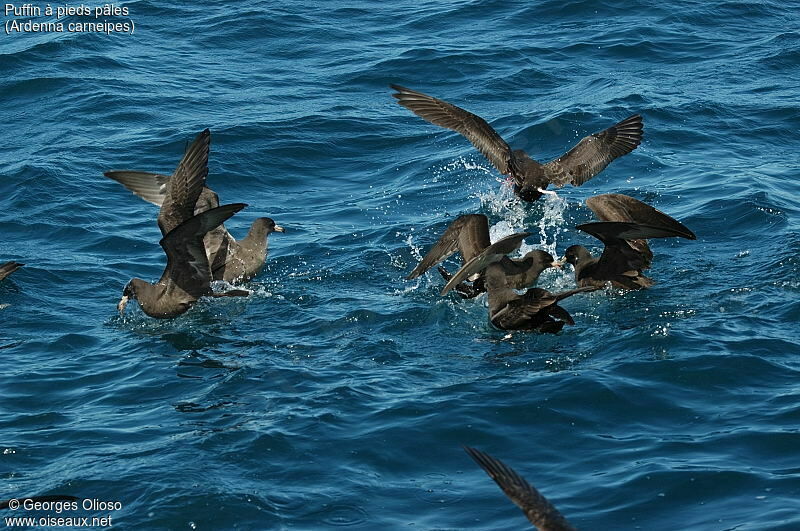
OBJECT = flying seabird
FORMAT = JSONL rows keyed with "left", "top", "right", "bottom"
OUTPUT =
{"left": 408, "top": 214, "right": 554, "bottom": 298}
{"left": 391, "top": 84, "right": 643, "bottom": 201}
{"left": 116, "top": 128, "right": 250, "bottom": 318}
{"left": 464, "top": 446, "right": 575, "bottom": 530}
{"left": 0, "top": 262, "right": 23, "bottom": 283}
{"left": 564, "top": 194, "right": 696, "bottom": 290}
{"left": 105, "top": 129, "right": 284, "bottom": 283}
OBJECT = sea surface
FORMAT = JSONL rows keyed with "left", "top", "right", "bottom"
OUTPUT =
{"left": 1, "top": 1, "right": 799, "bottom": 529}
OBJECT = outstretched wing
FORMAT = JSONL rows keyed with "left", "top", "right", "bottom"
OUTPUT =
{"left": 586, "top": 194, "right": 696, "bottom": 239}
{"left": 160, "top": 203, "right": 246, "bottom": 297}
{"left": 544, "top": 114, "right": 643, "bottom": 187}
{"left": 391, "top": 84, "right": 515, "bottom": 175}
{"left": 104, "top": 171, "right": 171, "bottom": 206}
{"left": 407, "top": 214, "right": 490, "bottom": 280}
{"left": 464, "top": 446, "right": 575, "bottom": 531}
{"left": 578, "top": 221, "right": 686, "bottom": 276}
{"left": 578, "top": 221, "right": 694, "bottom": 244}
{"left": 157, "top": 129, "right": 211, "bottom": 236}
{"left": 440, "top": 232, "right": 531, "bottom": 295}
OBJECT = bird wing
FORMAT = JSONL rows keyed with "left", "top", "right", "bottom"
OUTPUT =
{"left": 551, "top": 285, "right": 603, "bottom": 302}
{"left": 0, "top": 261, "right": 24, "bottom": 282}
{"left": 193, "top": 186, "right": 238, "bottom": 275}
{"left": 157, "top": 129, "right": 211, "bottom": 236}
{"left": 440, "top": 232, "right": 531, "bottom": 295}
{"left": 578, "top": 221, "right": 693, "bottom": 243}
{"left": 159, "top": 203, "right": 246, "bottom": 298}
{"left": 464, "top": 446, "right": 575, "bottom": 531}
{"left": 104, "top": 171, "right": 172, "bottom": 206}
{"left": 406, "top": 214, "right": 490, "bottom": 280}
{"left": 544, "top": 114, "right": 643, "bottom": 187}
{"left": 586, "top": 194, "right": 696, "bottom": 239}
{"left": 578, "top": 222, "right": 681, "bottom": 275}
{"left": 391, "top": 84, "right": 516, "bottom": 175}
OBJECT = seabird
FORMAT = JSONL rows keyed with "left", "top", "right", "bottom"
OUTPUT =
{"left": 0, "top": 262, "right": 23, "bottom": 283}
{"left": 391, "top": 84, "right": 643, "bottom": 201}
{"left": 564, "top": 194, "right": 696, "bottom": 289}
{"left": 430, "top": 236, "right": 587, "bottom": 332}
{"left": 116, "top": 128, "right": 250, "bottom": 318}
{"left": 118, "top": 204, "right": 248, "bottom": 318}
{"left": 105, "top": 129, "right": 284, "bottom": 283}
{"left": 486, "top": 266, "right": 598, "bottom": 333}
{"left": 408, "top": 214, "right": 554, "bottom": 298}
{"left": 464, "top": 446, "right": 575, "bottom": 530}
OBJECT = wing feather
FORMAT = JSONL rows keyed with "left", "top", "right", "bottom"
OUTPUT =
{"left": 407, "top": 214, "right": 490, "bottom": 280}
{"left": 440, "top": 232, "right": 530, "bottom": 295}
{"left": 545, "top": 114, "right": 643, "bottom": 186}
{"left": 160, "top": 203, "right": 246, "bottom": 297}
{"left": 464, "top": 447, "right": 575, "bottom": 531}
{"left": 157, "top": 129, "right": 211, "bottom": 235}
{"left": 391, "top": 84, "right": 514, "bottom": 175}
{"left": 104, "top": 171, "right": 171, "bottom": 206}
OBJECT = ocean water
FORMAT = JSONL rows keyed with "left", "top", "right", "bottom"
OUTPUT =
{"left": 1, "top": 0, "right": 799, "bottom": 528}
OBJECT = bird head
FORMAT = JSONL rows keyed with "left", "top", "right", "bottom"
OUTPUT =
{"left": 563, "top": 245, "right": 591, "bottom": 267}
{"left": 117, "top": 281, "right": 136, "bottom": 315}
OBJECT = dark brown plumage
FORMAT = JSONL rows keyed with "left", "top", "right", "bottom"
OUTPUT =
{"left": 464, "top": 446, "right": 575, "bottom": 530}
{"left": 439, "top": 232, "right": 539, "bottom": 296}
{"left": 391, "top": 84, "right": 643, "bottom": 201}
{"left": 119, "top": 204, "right": 248, "bottom": 318}
{"left": 486, "top": 264, "right": 598, "bottom": 333}
{"left": 116, "top": 129, "right": 250, "bottom": 318}
{"left": 407, "top": 214, "right": 554, "bottom": 298}
{"left": 585, "top": 193, "right": 695, "bottom": 269}
{"left": 0, "top": 261, "right": 23, "bottom": 283}
{"left": 105, "top": 130, "right": 284, "bottom": 283}
{"left": 564, "top": 195, "right": 696, "bottom": 290}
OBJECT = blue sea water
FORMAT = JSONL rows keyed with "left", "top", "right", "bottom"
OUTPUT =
{"left": 1, "top": 0, "right": 799, "bottom": 528}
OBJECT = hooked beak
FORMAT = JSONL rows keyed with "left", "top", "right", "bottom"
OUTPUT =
{"left": 537, "top": 187, "right": 558, "bottom": 197}
{"left": 552, "top": 258, "right": 566, "bottom": 268}
{"left": 274, "top": 225, "right": 286, "bottom": 233}
{"left": 117, "top": 295, "right": 129, "bottom": 315}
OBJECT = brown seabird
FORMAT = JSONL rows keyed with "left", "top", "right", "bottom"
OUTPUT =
{"left": 116, "top": 128, "right": 250, "bottom": 318}
{"left": 486, "top": 266, "right": 598, "bottom": 333}
{"left": 391, "top": 84, "right": 643, "bottom": 201}
{"left": 464, "top": 446, "right": 575, "bottom": 530}
{"left": 105, "top": 129, "right": 284, "bottom": 283}
{"left": 564, "top": 194, "right": 696, "bottom": 290}
{"left": 408, "top": 214, "right": 555, "bottom": 298}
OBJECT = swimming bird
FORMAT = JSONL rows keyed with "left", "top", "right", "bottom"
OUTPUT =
{"left": 486, "top": 266, "right": 598, "bottom": 333}
{"left": 464, "top": 446, "right": 575, "bottom": 530}
{"left": 0, "top": 262, "right": 23, "bottom": 283}
{"left": 564, "top": 194, "right": 696, "bottom": 290}
{"left": 407, "top": 214, "right": 555, "bottom": 298}
{"left": 116, "top": 128, "right": 250, "bottom": 318}
{"left": 105, "top": 129, "right": 284, "bottom": 283}
{"left": 118, "top": 204, "right": 248, "bottom": 318}
{"left": 391, "top": 84, "right": 643, "bottom": 201}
